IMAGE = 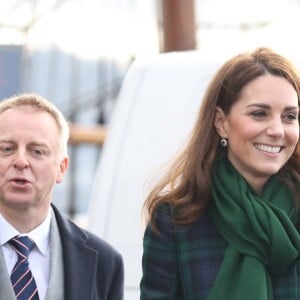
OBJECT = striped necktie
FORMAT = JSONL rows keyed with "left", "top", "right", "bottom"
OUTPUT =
{"left": 8, "top": 236, "right": 39, "bottom": 300}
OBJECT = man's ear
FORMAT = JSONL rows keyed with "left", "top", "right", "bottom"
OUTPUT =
{"left": 214, "top": 107, "right": 228, "bottom": 138}
{"left": 56, "top": 156, "right": 69, "bottom": 184}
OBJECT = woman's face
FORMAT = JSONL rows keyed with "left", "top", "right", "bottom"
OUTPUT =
{"left": 215, "top": 74, "right": 299, "bottom": 193}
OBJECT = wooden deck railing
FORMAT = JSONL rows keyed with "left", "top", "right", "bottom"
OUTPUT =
{"left": 68, "top": 123, "right": 107, "bottom": 145}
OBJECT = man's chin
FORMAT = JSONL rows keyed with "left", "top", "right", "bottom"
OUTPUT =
{"left": 3, "top": 197, "right": 35, "bottom": 210}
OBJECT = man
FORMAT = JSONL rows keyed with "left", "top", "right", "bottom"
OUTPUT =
{"left": 0, "top": 93, "right": 124, "bottom": 300}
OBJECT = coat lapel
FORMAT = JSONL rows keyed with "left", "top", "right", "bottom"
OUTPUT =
{"left": 0, "top": 247, "right": 15, "bottom": 300}
{"left": 52, "top": 205, "right": 98, "bottom": 300}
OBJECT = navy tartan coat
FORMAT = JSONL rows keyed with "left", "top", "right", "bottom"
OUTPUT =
{"left": 140, "top": 205, "right": 300, "bottom": 300}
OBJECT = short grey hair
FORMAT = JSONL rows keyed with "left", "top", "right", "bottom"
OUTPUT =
{"left": 0, "top": 93, "right": 70, "bottom": 157}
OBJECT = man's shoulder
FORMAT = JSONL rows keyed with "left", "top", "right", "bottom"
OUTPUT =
{"left": 52, "top": 204, "right": 123, "bottom": 261}
{"left": 82, "top": 226, "right": 122, "bottom": 259}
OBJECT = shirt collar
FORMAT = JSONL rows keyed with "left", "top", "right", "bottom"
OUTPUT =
{"left": 0, "top": 208, "right": 52, "bottom": 256}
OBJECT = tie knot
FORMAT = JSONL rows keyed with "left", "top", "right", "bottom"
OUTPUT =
{"left": 8, "top": 236, "right": 34, "bottom": 259}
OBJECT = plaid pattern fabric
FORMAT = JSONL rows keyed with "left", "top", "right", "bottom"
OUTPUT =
{"left": 140, "top": 205, "right": 300, "bottom": 300}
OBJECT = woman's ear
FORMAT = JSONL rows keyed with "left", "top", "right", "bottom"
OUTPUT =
{"left": 214, "top": 107, "right": 228, "bottom": 137}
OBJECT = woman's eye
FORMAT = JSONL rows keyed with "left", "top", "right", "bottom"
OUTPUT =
{"left": 250, "top": 111, "right": 267, "bottom": 118}
{"left": 284, "top": 114, "right": 297, "bottom": 121}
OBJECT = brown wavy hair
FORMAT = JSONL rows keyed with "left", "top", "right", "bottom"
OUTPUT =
{"left": 144, "top": 47, "right": 300, "bottom": 228}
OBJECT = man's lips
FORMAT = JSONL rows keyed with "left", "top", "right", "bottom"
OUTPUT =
{"left": 9, "top": 177, "right": 32, "bottom": 185}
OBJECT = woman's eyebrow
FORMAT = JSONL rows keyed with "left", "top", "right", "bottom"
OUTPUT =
{"left": 246, "top": 103, "right": 299, "bottom": 111}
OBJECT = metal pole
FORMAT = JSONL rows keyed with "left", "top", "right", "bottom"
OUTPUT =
{"left": 161, "top": 0, "right": 196, "bottom": 52}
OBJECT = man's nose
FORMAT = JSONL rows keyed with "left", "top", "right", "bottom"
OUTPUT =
{"left": 13, "top": 152, "right": 29, "bottom": 170}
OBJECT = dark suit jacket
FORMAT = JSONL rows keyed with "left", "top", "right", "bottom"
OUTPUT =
{"left": 52, "top": 204, "right": 124, "bottom": 300}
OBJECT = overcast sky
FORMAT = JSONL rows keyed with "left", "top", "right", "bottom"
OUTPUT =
{"left": 1, "top": 0, "right": 300, "bottom": 60}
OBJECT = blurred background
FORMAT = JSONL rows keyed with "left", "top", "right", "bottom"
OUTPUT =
{"left": 1, "top": 0, "right": 300, "bottom": 222}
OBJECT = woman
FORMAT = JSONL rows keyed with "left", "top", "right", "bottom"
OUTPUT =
{"left": 140, "top": 47, "right": 300, "bottom": 300}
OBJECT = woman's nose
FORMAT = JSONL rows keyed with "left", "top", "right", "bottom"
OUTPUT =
{"left": 266, "top": 117, "right": 284, "bottom": 137}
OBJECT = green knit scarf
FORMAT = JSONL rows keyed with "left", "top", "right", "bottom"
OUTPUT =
{"left": 209, "top": 157, "right": 300, "bottom": 300}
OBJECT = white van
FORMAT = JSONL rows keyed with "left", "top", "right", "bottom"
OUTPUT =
{"left": 87, "top": 50, "right": 230, "bottom": 299}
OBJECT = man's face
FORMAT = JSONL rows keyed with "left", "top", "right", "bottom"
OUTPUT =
{"left": 0, "top": 107, "right": 68, "bottom": 215}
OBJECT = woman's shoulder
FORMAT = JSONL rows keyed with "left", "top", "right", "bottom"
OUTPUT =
{"left": 154, "top": 203, "right": 219, "bottom": 237}
{"left": 147, "top": 202, "right": 228, "bottom": 256}
{"left": 176, "top": 207, "right": 223, "bottom": 239}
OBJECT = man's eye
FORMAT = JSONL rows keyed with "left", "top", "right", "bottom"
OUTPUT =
{"left": 33, "top": 149, "right": 44, "bottom": 155}
{"left": 0, "top": 146, "right": 13, "bottom": 153}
